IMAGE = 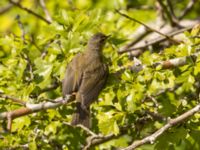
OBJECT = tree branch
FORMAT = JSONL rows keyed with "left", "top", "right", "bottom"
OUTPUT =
{"left": 9, "top": 0, "right": 51, "bottom": 24}
{"left": 153, "top": 51, "right": 199, "bottom": 69}
{"left": 84, "top": 133, "right": 118, "bottom": 150}
{"left": 130, "top": 51, "right": 200, "bottom": 73}
{"left": 85, "top": 114, "right": 165, "bottom": 149}
{"left": 39, "top": 0, "right": 52, "bottom": 22}
{"left": 15, "top": 15, "right": 26, "bottom": 43}
{"left": 0, "top": 95, "right": 74, "bottom": 131}
{"left": 0, "top": 92, "right": 26, "bottom": 106}
{"left": 63, "top": 121, "right": 121, "bottom": 150}
{"left": 116, "top": 9, "right": 180, "bottom": 45}
{"left": 7, "top": 113, "right": 12, "bottom": 131}
{"left": 119, "top": 26, "right": 193, "bottom": 54}
{"left": 38, "top": 81, "right": 60, "bottom": 94}
{"left": 115, "top": 51, "right": 200, "bottom": 79}
{"left": 178, "top": 0, "right": 196, "bottom": 20}
{"left": 0, "top": 3, "right": 13, "bottom": 15}
{"left": 156, "top": 0, "right": 179, "bottom": 27}
{"left": 166, "top": 0, "right": 177, "bottom": 21}
{"left": 0, "top": 0, "right": 22, "bottom": 15}
{"left": 121, "top": 103, "right": 200, "bottom": 150}
{"left": 0, "top": 95, "right": 74, "bottom": 120}
{"left": 120, "top": 26, "right": 152, "bottom": 53}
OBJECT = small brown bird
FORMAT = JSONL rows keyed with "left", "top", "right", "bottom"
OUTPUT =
{"left": 62, "top": 33, "right": 109, "bottom": 127}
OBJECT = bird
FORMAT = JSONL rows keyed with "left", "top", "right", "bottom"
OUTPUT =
{"left": 62, "top": 33, "right": 109, "bottom": 128}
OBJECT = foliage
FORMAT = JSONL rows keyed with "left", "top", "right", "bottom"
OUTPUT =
{"left": 0, "top": 0, "right": 200, "bottom": 149}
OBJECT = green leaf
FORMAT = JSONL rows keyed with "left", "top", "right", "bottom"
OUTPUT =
{"left": 126, "top": 92, "right": 137, "bottom": 113}
{"left": 44, "top": 121, "right": 61, "bottom": 135}
{"left": 29, "top": 141, "right": 37, "bottom": 150}
{"left": 12, "top": 116, "right": 31, "bottom": 131}
{"left": 98, "top": 111, "right": 122, "bottom": 135}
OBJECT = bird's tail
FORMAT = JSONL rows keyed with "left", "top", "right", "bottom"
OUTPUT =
{"left": 71, "top": 102, "right": 90, "bottom": 128}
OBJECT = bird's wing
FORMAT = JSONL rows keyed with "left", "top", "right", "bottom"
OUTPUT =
{"left": 78, "top": 63, "right": 108, "bottom": 107}
{"left": 62, "top": 54, "right": 83, "bottom": 96}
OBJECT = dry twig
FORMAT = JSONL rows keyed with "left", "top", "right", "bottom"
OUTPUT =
{"left": 179, "top": 0, "right": 196, "bottom": 20}
{"left": 116, "top": 9, "right": 180, "bottom": 45}
{"left": 119, "top": 26, "right": 193, "bottom": 53}
{"left": 156, "top": 0, "right": 179, "bottom": 27}
{"left": 9, "top": 0, "right": 51, "bottom": 24}
{"left": 0, "top": 92, "right": 26, "bottom": 106}
{"left": 39, "top": 0, "right": 52, "bottom": 22}
{"left": 0, "top": 3, "right": 13, "bottom": 14}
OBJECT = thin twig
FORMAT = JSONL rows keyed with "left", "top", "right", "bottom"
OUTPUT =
{"left": 15, "top": 15, "right": 26, "bottom": 44}
{"left": 24, "top": 54, "right": 34, "bottom": 82}
{"left": 39, "top": 0, "right": 52, "bottom": 22}
{"left": 0, "top": 3, "right": 13, "bottom": 14}
{"left": 178, "top": 0, "right": 196, "bottom": 20}
{"left": 41, "top": 34, "right": 60, "bottom": 58}
{"left": 85, "top": 115, "right": 164, "bottom": 149}
{"left": 0, "top": 93, "right": 26, "bottom": 106}
{"left": 77, "top": 124, "right": 97, "bottom": 136}
{"left": 166, "top": 0, "right": 178, "bottom": 21}
{"left": 119, "top": 26, "right": 193, "bottom": 53}
{"left": 39, "top": 82, "right": 60, "bottom": 94}
{"left": 84, "top": 133, "right": 116, "bottom": 150}
{"left": 121, "top": 27, "right": 152, "bottom": 52}
{"left": 84, "top": 124, "right": 136, "bottom": 150}
{"left": 0, "top": 0, "right": 22, "bottom": 15}
{"left": 145, "top": 110, "right": 167, "bottom": 122}
{"left": 9, "top": 0, "right": 51, "bottom": 24}
{"left": 30, "top": 34, "right": 42, "bottom": 51}
{"left": 116, "top": 9, "right": 180, "bottom": 44}
{"left": 156, "top": 0, "right": 179, "bottom": 27}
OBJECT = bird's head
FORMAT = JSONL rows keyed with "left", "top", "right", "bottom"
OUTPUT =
{"left": 87, "top": 33, "right": 109, "bottom": 51}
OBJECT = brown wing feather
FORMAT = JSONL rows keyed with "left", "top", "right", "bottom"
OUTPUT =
{"left": 77, "top": 64, "right": 108, "bottom": 107}
{"left": 62, "top": 53, "right": 83, "bottom": 97}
